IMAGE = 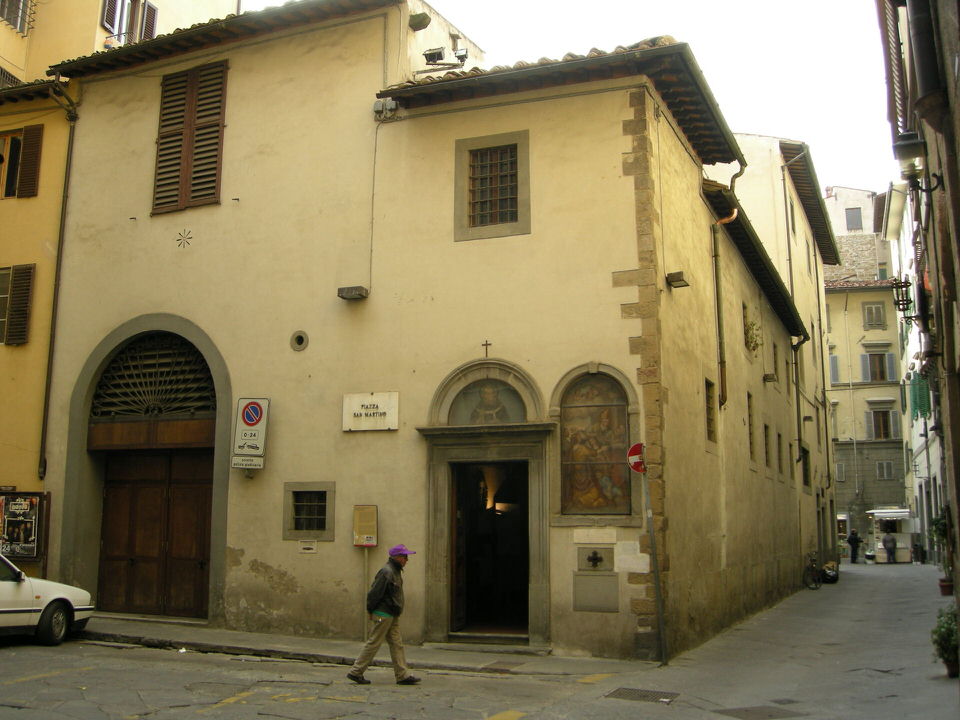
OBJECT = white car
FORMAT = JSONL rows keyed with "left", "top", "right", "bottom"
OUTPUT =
{"left": 0, "top": 554, "right": 94, "bottom": 645}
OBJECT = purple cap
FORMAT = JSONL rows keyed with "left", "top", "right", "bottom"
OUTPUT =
{"left": 388, "top": 544, "right": 416, "bottom": 557}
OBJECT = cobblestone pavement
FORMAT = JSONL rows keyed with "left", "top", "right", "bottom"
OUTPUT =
{"left": 0, "top": 562, "right": 956, "bottom": 719}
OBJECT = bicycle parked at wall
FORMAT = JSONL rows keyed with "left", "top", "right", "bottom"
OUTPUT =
{"left": 802, "top": 552, "right": 822, "bottom": 590}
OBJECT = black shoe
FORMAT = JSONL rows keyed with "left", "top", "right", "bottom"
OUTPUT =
{"left": 347, "top": 673, "right": 370, "bottom": 685}
{"left": 397, "top": 675, "right": 421, "bottom": 685}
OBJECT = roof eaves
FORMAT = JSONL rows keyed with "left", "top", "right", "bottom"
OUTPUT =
{"left": 47, "top": 0, "right": 398, "bottom": 79}
{"left": 379, "top": 41, "right": 745, "bottom": 167}
{"left": 703, "top": 180, "right": 807, "bottom": 338}
{"left": 780, "top": 140, "right": 840, "bottom": 265}
{"left": 0, "top": 79, "right": 58, "bottom": 106}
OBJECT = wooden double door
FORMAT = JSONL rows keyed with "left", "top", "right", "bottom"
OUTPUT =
{"left": 98, "top": 450, "right": 212, "bottom": 617}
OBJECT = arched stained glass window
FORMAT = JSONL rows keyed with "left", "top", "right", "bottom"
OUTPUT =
{"left": 560, "top": 374, "right": 630, "bottom": 514}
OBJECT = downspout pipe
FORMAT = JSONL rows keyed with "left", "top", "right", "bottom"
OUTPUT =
{"left": 712, "top": 208, "right": 738, "bottom": 408}
{"left": 38, "top": 79, "right": 78, "bottom": 480}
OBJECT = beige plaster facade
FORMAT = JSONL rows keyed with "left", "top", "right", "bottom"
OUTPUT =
{"left": 36, "top": 0, "right": 833, "bottom": 659}
{"left": 0, "top": 0, "right": 265, "bottom": 577}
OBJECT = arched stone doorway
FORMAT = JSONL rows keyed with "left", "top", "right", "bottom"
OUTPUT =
{"left": 418, "top": 359, "right": 553, "bottom": 645}
{"left": 58, "top": 316, "right": 231, "bottom": 621}
{"left": 89, "top": 333, "right": 215, "bottom": 617}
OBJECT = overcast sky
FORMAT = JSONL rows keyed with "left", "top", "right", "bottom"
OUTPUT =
{"left": 240, "top": 0, "right": 900, "bottom": 194}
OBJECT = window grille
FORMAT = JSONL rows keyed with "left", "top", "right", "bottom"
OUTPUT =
{"left": 293, "top": 491, "right": 327, "bottom": 531}
{"left": 469, "top": 144, "right": 518, "bottom": 227}
{"left": 90, "top": 332, "right": 215, "bottom": 418}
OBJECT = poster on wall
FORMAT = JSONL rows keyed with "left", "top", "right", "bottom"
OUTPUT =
{"left": 0, "top": 493, "right": 42, "bottom": 558}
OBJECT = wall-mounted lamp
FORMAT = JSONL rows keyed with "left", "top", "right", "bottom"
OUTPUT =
{"left": 893, "top": 131, "right": 943, "bottom": 193}
{"left": 423, "top": 47, "right": 444, "bottom": 64}
{"left": 891, "top": 275, "right": 913, "bottom": 312}
{"left": 762, "top": 373, "right": 778, "bottom": 383}
{"left": 416, "top": 45, "right": 469, "bottom": 74}
{"left": 338, "top": 286, "right": 369, "bottom": 300}
{"left": 802, "top": 415, "right": 813, "bottom": 422}
{"left": 666, "top": 271, "right": 690, "bottom": 288}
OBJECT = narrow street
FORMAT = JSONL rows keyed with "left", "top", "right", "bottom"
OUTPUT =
{"left": 0, "top": 562, "right": 956, "bottom": 719}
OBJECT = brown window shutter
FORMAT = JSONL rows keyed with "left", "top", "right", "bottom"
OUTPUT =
{"left": 102, "top": 0, "right": 120, "bottom": 33}
{"left": 187, "top": 62, "right": 227, "bottom": 207}
{"left": 153, "top": 62, "right": 227, "bottom": 213}
{"left": 141, "top": 2, "right": 158, "bottom": 40}
{"left": 5, "top": 264, "right": 34, "bottom": 345}
{"left": 16, "top": 124, "right": 43, "bottom": 198}
{"left": 152, "top": 70, "right": 190, "bottom": 212}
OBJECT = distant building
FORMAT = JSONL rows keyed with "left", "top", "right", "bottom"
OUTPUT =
{"left": 823, "top": 188, "right": 910, "bottom": 561}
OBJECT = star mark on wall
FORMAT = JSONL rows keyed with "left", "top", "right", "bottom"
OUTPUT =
{"left": 177, "top": 230, "right": 192, "bottom": 248}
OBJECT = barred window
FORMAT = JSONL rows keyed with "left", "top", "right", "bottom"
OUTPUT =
{"left": 283, "top": 482, "right": 335, "bottom": 541}
{"left": 469, "top": 145, "right": 518, "bottom": 227}
{"left": 293, "top": 491, "right": 326, "bottom": 531}
{"left": 455, "top": 130, "right": 530, "bottom": 241}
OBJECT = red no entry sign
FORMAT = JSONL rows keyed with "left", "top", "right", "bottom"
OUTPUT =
{"left": 627, "top": 442, "right": 646, "bottom": 473}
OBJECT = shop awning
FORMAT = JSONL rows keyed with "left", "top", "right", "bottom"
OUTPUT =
{"left": 866, "top": 508, "right": 912, "bottom": 519}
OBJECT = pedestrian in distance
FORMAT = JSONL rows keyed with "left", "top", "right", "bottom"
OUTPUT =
{"left": 882, "top": 532, "right": 897, "bottom": 564}
{"left": 847, "top": 528, "right": 863, "bottom": 563}
{"left": 347, "top": 544, "right": 421, "bottom": 686}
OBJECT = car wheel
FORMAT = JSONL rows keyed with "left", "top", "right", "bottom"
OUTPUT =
{"left": 36, "top": 601, "right": 70, "bottom": 646}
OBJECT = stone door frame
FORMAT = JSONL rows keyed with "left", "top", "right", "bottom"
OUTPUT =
{"left": 418, "top": 424, "right": 554, "bottom": 645}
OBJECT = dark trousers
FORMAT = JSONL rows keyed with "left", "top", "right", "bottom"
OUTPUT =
{"left": 885, "top": 548, "right": 896, "bottom": 564}
{"left": 850, "top": 546, "right": 859, "bottom": 563}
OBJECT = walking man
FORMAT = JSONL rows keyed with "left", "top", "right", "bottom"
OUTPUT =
{"left": 347, "top": 544, "right": 421, "bottom": 685}
{"left": 847, "top": 528, "right": 863, "bottom": 563}
{"left": 882, "top": 531, "right": 897, "bottom": 564}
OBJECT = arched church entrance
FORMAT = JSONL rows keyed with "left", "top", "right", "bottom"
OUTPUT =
{"left": 418, "top": 360, "right": 553, "bottom": 645}
{"left": 89, "top": 332, "right": 216, "bottom": 617}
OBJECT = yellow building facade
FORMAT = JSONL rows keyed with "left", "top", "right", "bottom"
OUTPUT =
{"left": 36, "top": 0, "right": 833, "bottom": 658}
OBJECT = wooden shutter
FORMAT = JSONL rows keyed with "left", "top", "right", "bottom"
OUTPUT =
{"left": 4, "top": 264, "right": 34, "bottom": 345}
{"left": 864, "top": 412, "right": 874, "bottom": 440}
{"left": 890, "top": 411, "right": 901, "bottom": 439}
{"left": 152, "top": 70, "right": 189, "bottom": 212}
{"left": 15, "top": 124, "right": 42, "bottom": 198}
{"left": 188, "top": 63, "right": 227, "bottom": 206}
{"left": 829, "top": 355, "right": 839, "bottom": 384}
{"left": 152, "top": 62, "right": 226, "bottom": 213}
{"left": 860, "top": 354, "right": 870, "bottom": 382}
{"left": 886, "top": 353, "right": 896, "bottom": 381}
{"left": 140, "top": 1, "right": 158, "bottom": 40}
{"left": 102, "top": 0, "right": 120, "bottom": 33}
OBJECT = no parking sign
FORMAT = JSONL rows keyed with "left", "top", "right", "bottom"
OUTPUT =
{"left": 232, "top": 398, "right": 270, "bottom": 469}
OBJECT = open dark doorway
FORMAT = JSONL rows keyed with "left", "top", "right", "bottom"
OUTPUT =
{"left": 451, "top": 461, "right": 528, "bottom": 639}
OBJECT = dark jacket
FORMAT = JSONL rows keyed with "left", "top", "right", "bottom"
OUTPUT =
{"left": 366, "top": 557, "right": 404, "bottom": 617}
{"left": 847, "top": 532, "right": 863, "bottom": 547}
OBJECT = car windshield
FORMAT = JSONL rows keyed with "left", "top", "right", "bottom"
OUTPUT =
{"left": 0, "top": 556, "right": 20, "bottom": 582}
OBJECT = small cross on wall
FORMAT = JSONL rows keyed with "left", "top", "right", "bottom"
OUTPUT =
{"left": 482, "top": 340, "right": 492, "bottom": 358}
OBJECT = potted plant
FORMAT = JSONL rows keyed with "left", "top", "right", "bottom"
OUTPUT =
{"left": 931, "top": 604, "right": 959, "bottom": 678}
{"left": 930, "top": 510, "right": 955, "bottom": 595}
